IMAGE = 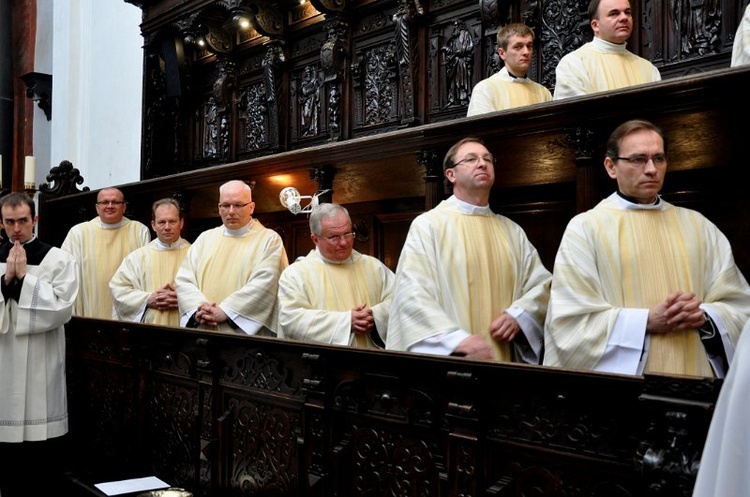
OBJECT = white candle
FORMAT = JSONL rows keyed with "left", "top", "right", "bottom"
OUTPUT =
{"left": 24, "top": 156, "right": 36, "bottom": 188}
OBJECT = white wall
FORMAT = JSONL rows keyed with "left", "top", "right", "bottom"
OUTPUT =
{"left": 32, "top": 0, "right": 53, "bottom": 188}
{"left": 49, "top": 0, "right": 143, "bottom": 191}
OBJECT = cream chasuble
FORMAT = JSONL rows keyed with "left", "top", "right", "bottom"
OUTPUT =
{"left": 175, "top": 220, "right": 288, "bottom": 334}
{"left": 278, "top": 249, "right": 395, "bottom": 348}
{"left": 467, "top": 67, "right": 552, "bottom": 116}
{"left": 110, "top": 238, "right": 191, "bottom": 327}
{"left": 731, "top": 4, "right": 750, "bottom": 67}
{"left": 61, "top": 217, "right": 151, "bottom": 319}
{"left": 553, "top": 37, "right": 661, "bottom": 100}
{"left": 387, "top": 199, "right": 551, "bottom": 361}
{"left": 0, "top": 242, "right": 79, "bottom": 443}
{"left": 692, "top": 320, "right": 750, "bottom": 496}
{"left": 544, "top": 194, "right": 750, "bottom": 376}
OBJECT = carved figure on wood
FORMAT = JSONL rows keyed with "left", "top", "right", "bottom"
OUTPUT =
{"left": 442, "top": 20, "right": 475, "bottom": 106}
{"left": 300, "top": 65, "right": 321, "bottom": 137}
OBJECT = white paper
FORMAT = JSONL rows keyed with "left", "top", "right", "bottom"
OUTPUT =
{"left": 94, "top": 476, "right": 170, "bottom": 496}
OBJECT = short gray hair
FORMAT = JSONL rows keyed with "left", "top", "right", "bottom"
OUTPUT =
{"left": 309, "top": 203, "right": 350, "bottom": 235}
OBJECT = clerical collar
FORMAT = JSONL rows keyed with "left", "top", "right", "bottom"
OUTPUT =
{"left": 21, "top": 235, "right": 37, "bottom": 245}
{"left": 592, "top": 36, "right": 629, "bottom": 53}
{"left": 500, "top": 66, "right": 528, "bottom": 83}
{"left": 98, "top": 218, "right": 126, "bottom": 229}
{"left": 448, "top": 195, "right": 492, "bottom": 215}
{"left": 616, "top": 191, "right": 660, "bottom": 206}
{"left": 222, "top": 219, "right": 253, "bottom": 237}
{"left": 155, "top": 238, "right": 185, "bottom": 250}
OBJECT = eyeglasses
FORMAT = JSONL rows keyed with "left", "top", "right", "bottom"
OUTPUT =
{"left": 96, "top": 200, "right": 125, "bottom": 207}
{"left": 453, "top": 154, "right": 497, "bottom": 168}
{"left": 218, "top": 202, "right": 252, "bottom": 211}
{"left": 320, "top": 232, "right": 356, "bottom": 244}
{"left": 614, "top": 155, "right": 667, "bottom": 167}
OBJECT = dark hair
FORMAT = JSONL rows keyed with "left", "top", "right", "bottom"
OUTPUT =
{"left": 1, "top": 192, "right": 35, "bottom": 218}
{"left": 151, "top": 197, "right": 183, "bottom": 221}
{"left": 605, "top": 119, "right": 667, "bottom": 160}
{"left": 309, "top": 202, "right": 350, "bottom": 235}
{"left": 588, "top": 0, "right": 632, "bottom": 20}
{"left": 496, "top": 23, "right": 534, "bottom": 50}
{"left": 443, "top": 137, "right": 488, "bottom": 171}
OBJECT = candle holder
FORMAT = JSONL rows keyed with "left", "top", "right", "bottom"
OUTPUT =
{"left": 24, "top": 182, "right": 37, "bottom": 196}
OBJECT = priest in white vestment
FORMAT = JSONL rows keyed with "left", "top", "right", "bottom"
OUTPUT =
{"left": 61, "top": 187, "right": 151, "bottom": 319}
{"left": 387, "top": 138, "right": 551, "bottom": 362}
{"left": 466, "top": 23, "right": 551, "bottom": 116}
{"left": 731, "top": 4, "right": 750, "bottom": 67}
{"left": 553, "top": 0, "right": 661, "bottom": 100}
{"left": 692, "top": 318, "right": 750, "bottom": 496}
{"left": 544, "top": 119, "right": 750, "bottom": 377}
{"left": 110, "top": 198, "right": 190, "bottom": 327}
{"left": 176, "top": 180, "right": 289, "bottom": 335}
{"left": 0, "top": 193, "right": 79, "bottom": 497}
{"left": 278, "top": 203, "right": 395, "bottom": 348}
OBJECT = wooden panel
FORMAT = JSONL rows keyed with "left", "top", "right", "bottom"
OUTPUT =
{"left": 63, "top": 318, "right": 721, "bottom": 497}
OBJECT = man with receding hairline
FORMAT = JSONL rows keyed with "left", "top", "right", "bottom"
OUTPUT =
{"left": 544, "top": 119, "right": 750, "bottom": 377}
{"left": 387, "top": 137, "right": 551, "bottom": 362}
{"left": 176, "top": 180, "right": 289, "bottom": 335}
{"left": 110, "top": 198, "right": 191, "bottom": 327}
{"left": 553, "top": 0, "right": 661, "bottom": 100}
{"left": 61, "top": 187, "right": 150, "bottom": 318}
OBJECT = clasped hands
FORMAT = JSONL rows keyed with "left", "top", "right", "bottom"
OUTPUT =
{"left": 147, "top": 283, "right": 178, "bottom": 310}
{"left": 4, "top": 241, "right": 27, "bottom": 285}
{"left": 194, "top": 302, "right": 228, "bottom": 327}
{"left": 351, "top": 304, "right": 374, "bottom": 335}
{"left": 454, "top": 312, "right": 520, "bottom": 360}
{"left": 648, "top": 291, "right": 705, "bottom": 333}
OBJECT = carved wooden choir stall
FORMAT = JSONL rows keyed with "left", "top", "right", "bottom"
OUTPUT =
{"left": 37, "top": 0, "right": 750, "bottom": 496}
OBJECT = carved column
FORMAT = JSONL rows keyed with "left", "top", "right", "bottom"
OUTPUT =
{"left": 311, "top": 165, "right": 336, "bottom": 204}
{"left": 566, "top": 126, "right": 598, "bottom": 213}
{"left": 418, "top": 149, "right": 442, "bottom": 211}
{"left": 263, "top": 41, "right": 286, "bottom": 152}
{"left": 393, "top": 0, "right": 424, "bottom": 126}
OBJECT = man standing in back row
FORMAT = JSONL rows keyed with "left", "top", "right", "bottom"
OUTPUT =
{"left": 466, "top": 23, "right": 551, "bottom": 116}
{"left": 61, "top": 187, "right": 151, "bottom": 318}
{"left": 176, "top": 180, "right": 289, "bottom": 335}
{"left": 553, "top": 0, "right": 661, "bottom": 100}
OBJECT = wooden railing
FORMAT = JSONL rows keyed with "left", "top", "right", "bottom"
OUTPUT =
{"left": 64, "top": 317, "right": 719, "bottom": 497}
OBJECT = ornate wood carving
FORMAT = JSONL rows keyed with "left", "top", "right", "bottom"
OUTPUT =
{"left": 262, "top": 41, "right": 286, "bottom": 152}
{"left": 566, "top": 125, "right": 599, "bottom": 213}
{"left": 393, "top": 0, "right": 424, "bottom": 126}
{"left": 298, "top": 64, "right": 323, "bottom": 139}
{"left": 321, "top": 18, "right": 348, "bottom": 140}
{"left": 539, "top": 0, "right": 588, "bottom": 90}
{"left": 248, "top": 1, "right": 285, "bottom": 37}
{"left": 441, "top": 19, "right": 475, "bottom": 107}
{"left": 418, "top": 148, "right": 442, "bottom": 210}
{"left": 39, "top": 159, "right": 90, "bottom": 196}
{"left": 311, "top": 165, "right": 335, "bottom": 202}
